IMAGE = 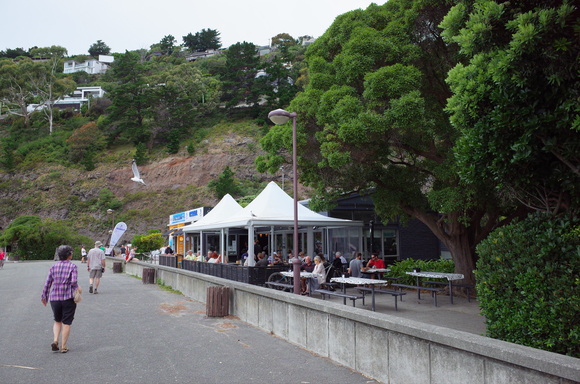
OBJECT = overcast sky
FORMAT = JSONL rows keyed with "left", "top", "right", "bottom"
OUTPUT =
{"left": 1, "top": 0, "right": 380, "bottom": 56}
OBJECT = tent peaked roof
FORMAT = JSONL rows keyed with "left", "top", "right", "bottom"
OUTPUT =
{"left": 222, "top": 181, "right": 360, "bottom": 228}
{"left": 181, "top": 194, "right": 242, "bottom": 232}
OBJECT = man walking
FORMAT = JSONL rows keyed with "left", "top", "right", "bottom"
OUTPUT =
{"left": 87, "top": 241, "right": 106, "bottom": 294}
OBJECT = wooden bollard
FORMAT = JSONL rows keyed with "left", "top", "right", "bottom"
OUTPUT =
{"left": 206, "top": 286, "right": 229, "bottom": 317}
{"left": 142, "top": 268, "right": 155, "bottom": 284}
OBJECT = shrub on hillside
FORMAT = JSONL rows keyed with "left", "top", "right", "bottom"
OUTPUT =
{"left": 475, "top": 213, "right": 579, "bottom": 357}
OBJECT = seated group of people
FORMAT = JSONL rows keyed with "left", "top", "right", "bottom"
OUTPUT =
{"left": 183, "top": 250, "right": 221, "bottom": 263}
{"left": 347, "top": 252, "right": 385, "bottom": 278}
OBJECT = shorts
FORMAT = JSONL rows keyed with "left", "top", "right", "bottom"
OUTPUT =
{"left": 50, "top": 299, "right": 76, "bottom": 325}
{"left": 89, "top": 268, "right": 103, "bottom": 279}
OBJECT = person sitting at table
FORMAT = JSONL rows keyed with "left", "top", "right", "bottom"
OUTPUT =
{"left": 208, "top": 251, "right": 221, "bottom": 263}
{"left": 348, "top": 252, "right": 363, "bottom": 278}
{"left": 272, "top": 252, "right": 284, "bottom": 265}
{"left": 184, "top": 250, "right": 195, "bottom": 260}
{"left": 331, "top": 252, "right": 343, "bottom": 271}
{"left": 307, "top": 256, "right": 326, "bottom": 294}
{"left": 255, "top": 252, "right": 269, "bottom": 267}
{"left": 363, "top": 253, "right": 385, "bottom": 275}
{"left": 301, "top": 256, "right": 315, "bottom": 272}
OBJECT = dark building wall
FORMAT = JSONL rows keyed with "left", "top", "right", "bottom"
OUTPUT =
{"left": 399, "top": 219, "right": 440, "bottom": 260}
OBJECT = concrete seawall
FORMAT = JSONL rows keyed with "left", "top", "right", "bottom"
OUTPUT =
{"left": 113, "top": 259, "right": 580, "bottom": 384}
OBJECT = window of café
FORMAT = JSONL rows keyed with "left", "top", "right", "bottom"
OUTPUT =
{"left": 383, "top": 230, "right": 398, "bottom": 256}
{"left": 328, "top": 227, "right": 360, "bottom": 260}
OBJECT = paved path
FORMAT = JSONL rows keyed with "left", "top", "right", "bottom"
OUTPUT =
{"left": 0, "top": 261, "right": 378, "bottom": 384}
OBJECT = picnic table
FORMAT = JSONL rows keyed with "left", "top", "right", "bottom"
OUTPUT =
{"left": 330, "top": 277, "right": 389, "bottom": 311}
{"left": 404, "top": 271, "right": 464, "bottom": 304}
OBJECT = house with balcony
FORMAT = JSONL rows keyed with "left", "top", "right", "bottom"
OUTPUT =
{"left": 26, "top": 86, "right": 106, "bottom": 112}
{"left": 63, "top": 55, "right": 114, "bottom": 74}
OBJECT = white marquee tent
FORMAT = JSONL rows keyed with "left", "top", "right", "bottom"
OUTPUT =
{"left": 181, "top": 182, "right": 361, "bottom": 265}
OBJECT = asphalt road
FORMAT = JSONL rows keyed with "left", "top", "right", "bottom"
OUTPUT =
{"left": 0, "top": 261, "right": 378, "bottom": 384}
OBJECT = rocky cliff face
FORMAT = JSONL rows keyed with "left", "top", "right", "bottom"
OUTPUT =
{"left": 0, "top": 130, "right": 298, "bottom": 242}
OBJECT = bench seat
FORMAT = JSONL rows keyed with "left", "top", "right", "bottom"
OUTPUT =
{"left": 423, "top": 281, "right": 475, "bottom": 302}
{"left": 391, "top": 283, "right": 445, "bottom": 306}
{"left": 313, "top": 289, "right": 363, "bottom": 307}
{"left": 265, "top": 281, "right": 293, "bottom": 292}
{"left": 357, "top": 287, "right": 406, "bottom": 311}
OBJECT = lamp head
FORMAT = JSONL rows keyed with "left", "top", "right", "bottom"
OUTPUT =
{"left": 268, "top": 108, "right": 296, "bottom": 125}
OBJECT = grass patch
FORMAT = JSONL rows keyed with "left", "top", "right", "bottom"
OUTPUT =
{"left": 156, "top": 278, "right": 183, "bottom": 295}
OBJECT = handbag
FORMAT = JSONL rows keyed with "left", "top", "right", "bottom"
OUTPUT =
{"left": 73, "top": 286, "right": 83, "bottom": 303}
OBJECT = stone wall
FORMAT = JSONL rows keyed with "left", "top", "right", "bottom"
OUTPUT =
{"left": 113, "top": 259, "right": 580, "bottom": 384}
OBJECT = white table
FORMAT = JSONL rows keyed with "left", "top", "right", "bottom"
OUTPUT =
{"left": 406, "top": 271, "right": 464, "bottom": 304}
{"left": 331, "top": 277, "right": 388, "bottom": 311}
{"left": 280, "top": 271, "right": 322, "bottom": 279}
{"left": 281, "top": 271, "right": 323, "bottom": 293}
{"left": 361, "top": 268, "right": 390, "bottom": 279}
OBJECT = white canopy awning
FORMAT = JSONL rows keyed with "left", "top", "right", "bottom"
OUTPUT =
{"left": 183, "top": 181, "right": 361, "bottom": 232}
{"left": 181, "top": 194, "right": 243, "bottom": 233}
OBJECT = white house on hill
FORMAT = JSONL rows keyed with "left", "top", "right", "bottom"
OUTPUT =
{"left": 63, "top": 55, "right": 114, "bottom": 74}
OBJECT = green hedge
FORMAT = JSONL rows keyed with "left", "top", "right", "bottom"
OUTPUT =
{"left": 475, "top": 213, "right": 579, "bottom": 357}
{"left": 386, "top": 257, "right": 454, "bottom": 285}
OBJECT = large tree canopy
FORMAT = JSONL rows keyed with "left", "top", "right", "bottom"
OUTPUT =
{"left": 88, "top": 40, "right": 111, "bottom": 58}
{"left": 257, "top": 0, "right": 519, "bottom": 283}
{"left": 441, "top": 0, "right": 580, "bottom": 215}
{"left": 183, "top": 29, "right": 222, "bottom": 52}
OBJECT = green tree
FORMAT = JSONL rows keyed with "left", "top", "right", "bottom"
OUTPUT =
{"left": 0, "top": 215, "right": 91, "bottom": 260}
{"left": 29, "top": 46, "right": 76, "bottom": 134}
{"left": 134, "top": 142, "right": 149, "bottom": 165}
{"left": 257, "top": 0, "right": 517, "bottom": 284}
{"left": 271, "top": 33, "right": 296, "bottom": 55}
{"left": 158, "top": 35, "right": 177, "bottom": 55}
{"left": 475, "top": 213, "right": 580, "bottom": 356}
{"left": 66, "top": 122, "right": 106, "bottom": 169}
{"left": 0, "top": 58, "right": 37, "bottom": 128}
{"left": 0, "top": 47, "right": 30, "bottom": 58}
{"left": 208, "top": 166, "right": 242, "bottom": 199}
{"left": 221, "top": 42, "right": 260, "bottom": 108}
{"left": 441, "top": 0, "right": 580, "bottom": 215}
{"left": 88, "top": 40, "right": 111, "bottom": 57}
{"left": 146, "top": 61, "right": 221, "bottom": 145}
{"left": 255, "top": 54, "right": 299, "bottom": 111}
{"left": 104, "top": 51, "right": 152, "bottom": 144}
{"left": 183, "top": 29, "right": 222, "bottom": 52}
{"left": 132, "top": 231, "right": 164, "bottom": 253}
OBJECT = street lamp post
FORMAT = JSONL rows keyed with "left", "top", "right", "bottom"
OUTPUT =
{"left": 268, "top": 108, "right": 301, "bottom": 295}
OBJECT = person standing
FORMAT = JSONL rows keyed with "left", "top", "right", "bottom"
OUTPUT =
{"left": 41, "top": 245, "right": 78, "bottom": 353}
{"left": 253, "top": 239, "right": 262, "bottom": 258}
{"left": 0, "top": 249, "right": 5, "bottom": 269}
{"left": 87, "top": 241, "right": 105, "bottom": 294}
{"left": 119, "top": 244, "right": 126, "bottom": 259}
{"left": 81, "top": 245, "right": 87, "bottom": 263}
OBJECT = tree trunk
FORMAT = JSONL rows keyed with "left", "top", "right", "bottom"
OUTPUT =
{"left": 408, "top": 208, "right": 478, "bottom": 285}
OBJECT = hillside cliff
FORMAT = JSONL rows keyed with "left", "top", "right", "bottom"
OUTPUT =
{"left": 0, "top": 126, "right": 300, "bottom": 243}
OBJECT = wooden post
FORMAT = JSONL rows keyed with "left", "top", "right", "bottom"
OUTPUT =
{"left": 206, "top": 286, "right": 229, "bottom": 317}
{"left": 142, "top": 268, "right": 155, "bottom": 284}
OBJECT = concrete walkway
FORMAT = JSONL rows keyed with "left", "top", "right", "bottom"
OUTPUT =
{"left": 0, "top": 261, "right": 379, "bottom": 384}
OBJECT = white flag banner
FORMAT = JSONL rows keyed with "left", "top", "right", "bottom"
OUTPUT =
{"left": 110, "top": 222, "right": 127, "bottom": 248}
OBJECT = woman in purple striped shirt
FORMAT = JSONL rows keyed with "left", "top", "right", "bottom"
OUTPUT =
{"left": 41, "top": 245, "right": 79, "bottom": 353}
